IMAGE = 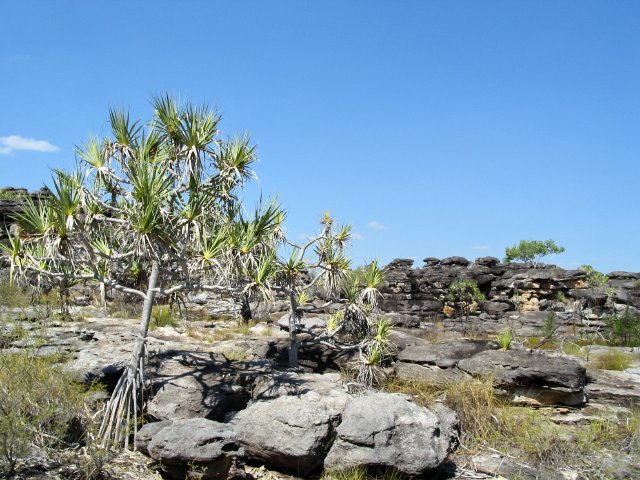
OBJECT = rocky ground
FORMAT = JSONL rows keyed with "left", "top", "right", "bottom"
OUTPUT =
{"left": 1, "top": 301, "right": 639, "bottom": 480}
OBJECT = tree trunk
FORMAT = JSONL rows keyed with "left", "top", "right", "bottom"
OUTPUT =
{"left": 127, "top": 260, "right": 159, "bottom": 375}
{"left": 240, "top": 293, "right": 252, "bottom": 323}
{"left": 288, "top": 288, "right": 299, "bottom": 368}
{"left": 99, "top": 260, "right": 159, "bottom": 446}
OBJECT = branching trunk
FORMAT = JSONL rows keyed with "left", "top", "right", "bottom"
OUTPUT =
{"left": 99, "top": 260, "right": 159, "bottom": 447}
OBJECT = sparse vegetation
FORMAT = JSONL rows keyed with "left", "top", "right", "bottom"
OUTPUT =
{"left": 590, "top": 350, "right": 633, "bottom": 371}
{"left": 383, "top": 376, "right": 639, "bottom": 476}
{"left": 604, "top": 309, "right": 640, "bottom": 347}
{"left": 446, "top": 279, "right": 485, "bottom": 331}
{"left": 0, "top": 351, "right": 92, "bottom": 475}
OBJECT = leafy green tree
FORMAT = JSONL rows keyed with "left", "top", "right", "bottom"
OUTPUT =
{"left": 446, "top": 279, "right": 486, "bottom": 331}
{"left": 2, "top": 96, "right": 284, "bottom": 445}
{"left": 504, "top": 239, "right": 565, "bottom": 268}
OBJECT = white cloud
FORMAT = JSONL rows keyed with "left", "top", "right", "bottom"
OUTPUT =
{"left": 471, "top": 245, "right": 490, "bottom": 251}
{"left": 0, "top": 135, "right": 59, "bottom": 155}
{"left": 367, "top": 221, "right": 389, "bottom": 231}
{"left": 351, "top": 232, "right": 364, "bottom": 240}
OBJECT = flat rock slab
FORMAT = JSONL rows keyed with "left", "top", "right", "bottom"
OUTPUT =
{"left": 324, "top": 392, "right": 458, "bottom": 477}
{"left": 394, "top": 362, "right": 472, "bottom": 386}
{"left": 397, "top": 339, "right": 499, "bottom": 368}
{"left": 143, "top": 418, "right": 242, "bottom": 480}
{"left": 229, "top": 393, "right": 342, "bottom": 475}
{"left": 585, "top": 368, "right": 640, "bottom": 406}
{"left": 458, "top": 350, "right": 586, "bottom": 406}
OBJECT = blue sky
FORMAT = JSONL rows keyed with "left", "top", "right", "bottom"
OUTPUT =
{"left": 1, "top": 1, "right": 639, "bottom": 273}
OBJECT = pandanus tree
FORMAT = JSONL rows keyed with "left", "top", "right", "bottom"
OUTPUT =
{"left": 2, "top": 95, "right": 393, "bottom": 447}
{"left": 278, "top": 218, "right": 393, "bottom": 386}
{"left": 2, "top": 95, "right": 284, "bottom": 446}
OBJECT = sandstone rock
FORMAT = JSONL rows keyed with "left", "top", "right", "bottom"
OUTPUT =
{"left": 394, "top": 362, "right": 472, "bottom": 386}
{"left": 135, "top": 420, "right": 171, "bottom": 455}
{"left": 147, "top": 351, "right": 270, "bottom": 421}
{"left": 276, "top": 313, "right": 326, "bottom": 332}
{"left": 423, "top": 257, "right": 440, "bottom": 267}
{"left": 145, "top": 418, "right": 241, "bottom": 480}
{"left": 483, "top": 301, "right": 511, "bottom": 316}
{"left": 440, "top": 256, "right": 470, "bottom": 267}
{"left": 458, "top": 350, "right": 586, "bottom": 406}
{"left": 229, "top": 393, "right": 342, "bottom": 475}
{"left": 324, "top": 392, "right": 457, "bottom": 476}
{"left": 475, "top": 256, "right": 500, "bottom": 267}
{"left": 585, "top": 368, "right": 640, "bottom": 405}
{"left": 251, "top": 371, "right": 350, "bottom": 412}
{"left": 397, "top": 339, "right": 499, "bottom": 368}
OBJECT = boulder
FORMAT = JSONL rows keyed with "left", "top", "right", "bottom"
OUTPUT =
{"left": 483, "top": 301, "right": 512, "bottom": 316}
{"left": 458, "top": 350, "right": 586, "bottom": 405}
{"left": 145, "top": 418, "right": 242, "bottom": 480}
{"left": 251, "top": 371, "right": 350, "bottom": 412}
{"left": 324, "top": 392, "right": 457, "bottom": 476}
{"left": 475, "top": 256, "right": 500, "bottom": 267}
{"left": 135, "top": 420, "right": 171, "bottom": 455}
{"left": 440, "top": 256, "right": 470, "bottom": 267}
{"left": 147, "top": 351, "right": 270, "bottom": 421}
{"left": 397, "top": 339, "right": 499, "bottom": 368}
{"left": 228, "top": 392, "right": 342, "bottom": 475}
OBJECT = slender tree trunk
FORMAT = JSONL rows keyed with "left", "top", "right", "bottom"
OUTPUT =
{"left": 288, "top": 287, "right": 299, "bottom": 368}
{"left": 99, "top": 260, "right": 159, "bottom": 446}
{"left": 128, "top": 260, "right": 160, "bottom": 374}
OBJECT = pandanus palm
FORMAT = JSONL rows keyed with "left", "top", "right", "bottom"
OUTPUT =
{"left": 2, "top": 96, "right": 284, "bottom": 446}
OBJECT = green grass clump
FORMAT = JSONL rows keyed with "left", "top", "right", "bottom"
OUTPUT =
{"left": 497, "top": 330, "right": 513, "bottom": 350}
{"left": 590, "top": 350, "right": 633, "bottom": 371}
{"left": 150, "top": 305, "right": 180, "bottom": 330}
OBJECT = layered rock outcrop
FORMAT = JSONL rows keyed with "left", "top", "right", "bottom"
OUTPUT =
{"left": 381, "top": 257, "right": 640, "bottom": 336}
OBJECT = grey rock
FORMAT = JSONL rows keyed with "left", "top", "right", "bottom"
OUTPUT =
{"left": 251, "top": 371, "right": 350, "bottom": 412}
{"left": 397, "top": 339, "right": 499, "bottom": 368}
{"left": 475, "top": 256, "right": 500, "bottom": 267}
{"left": 148, "top": 351, "right": 270, "bottom": 421}
{"left": 324, "top": 392, "right": 457, "bottom": 476}
{"left": 394, "top": 362, "right": 472, "bottom": 386}
{"left": 135, "top": 420, "right": 171, "bottom": 455}
{"left": 229, "top": 393, "right": 342, "bottom": 474}
{"left": 146, "top": 418, "right": 242, "bottom": 480}
{"left": 276, "top": 314, "right": 326, "bottom": 332}
{"left": 483, "top": 301, "right": 511, "bottom": 316}
{"left": 585, "top": 369, "right": 640, "bottom": 405}
{"left": 458, "top": 350, "right": 586, "bottom": 405}
{"left": 440, "top": 256, "right": 470, "bottom": 267}
{"left": 423, "top": 257, "right": 440, "bottom": 267}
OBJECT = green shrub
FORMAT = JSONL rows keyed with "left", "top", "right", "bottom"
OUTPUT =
{"left": 542, "top": 312, "right": 557, "bottom": 339}
{"left": 605, "top": 309, "right": 640, "bottom": 347}
{"left": 0, "top": 352, "right": 87, "bottom": 475}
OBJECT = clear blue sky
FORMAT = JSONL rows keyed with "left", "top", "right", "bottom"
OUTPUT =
{"left": 1, "top": 1, "right": 638, "bottom": 273}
